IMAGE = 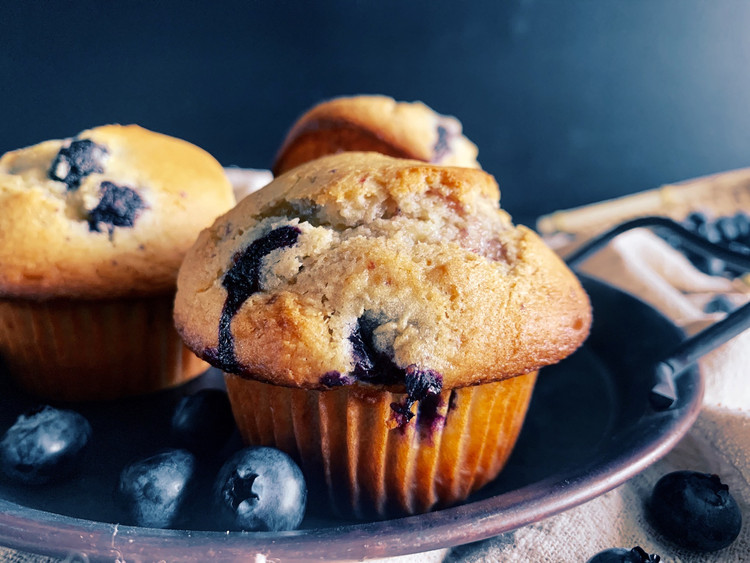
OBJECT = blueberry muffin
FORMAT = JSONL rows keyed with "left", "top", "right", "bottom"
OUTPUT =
{"left": 272, "top": 95, "right": 480, "bottom": 175}
{"left": 0, "top": 124, "right": 236, "bottom": 401}
{"left": 174, "top": 152, "right": 591, "bottom": 517}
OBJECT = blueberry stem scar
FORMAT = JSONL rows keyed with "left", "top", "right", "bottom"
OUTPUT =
{"left": 229, "top": 472, "right": 259, "bottom": 510}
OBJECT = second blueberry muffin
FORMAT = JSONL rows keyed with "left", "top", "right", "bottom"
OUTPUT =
{"left": 0, "top": 124, "right": 236, "bottom": 401}
{"left": 175, "top": 151, "right": 591, "bottom": 517}
{"left": 272, "top": 95, "right": 481, "bottom": 175}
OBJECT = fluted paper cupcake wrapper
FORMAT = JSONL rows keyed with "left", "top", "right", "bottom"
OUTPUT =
{"left": 224, "top": 371, "right": 538, "bottom": 519}
{"left": 0, "top": 295, "right": 207, "bottom": 401}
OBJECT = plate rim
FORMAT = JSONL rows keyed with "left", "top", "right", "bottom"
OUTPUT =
{"left": 0, "top": 275, "right": 705, "bottom": 561}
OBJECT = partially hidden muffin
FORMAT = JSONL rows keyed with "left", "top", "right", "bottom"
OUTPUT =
{"left": 174, "top": 152, "right": 591, "bottom": 518}
{"left": 272, "top": 95, "right": 481, "bottom": 175}
{"left": 0, "top": 124, "right": 236, "bottom": 401}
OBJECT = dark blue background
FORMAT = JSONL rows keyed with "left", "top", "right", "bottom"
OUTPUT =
{"left": 3, "top": 1, "right": 750, "bottom": 225}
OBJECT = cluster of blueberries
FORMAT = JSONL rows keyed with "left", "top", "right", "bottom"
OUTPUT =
{"left": 665, "top": 211, "right": 750, "bottom": 281}
{"left": 0, "top": 390, "right": 307, "bottom": 532}
{"left": 0, "top": 391, "right": 742, "bottom": 555}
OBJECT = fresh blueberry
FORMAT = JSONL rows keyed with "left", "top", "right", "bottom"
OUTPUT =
{"left": 214, "top": 446, "right": 306, "bottom": 531}
{"left": 683, "top": 211, "right": 707, "bottom": 232}
{"left": 677, "top": 212, "right": 750, "bottom": 278}
{"left": 703, "top": 294, "right": 735, "bottom": 314}
{"left": 684, "top": 211, "right": 718, "bottom": 242}
{"left": 87, "top": 181, "right": 146, "bottom": 234}
{"left": 648, "top": 470, "right": 742, "bottom": 552}
{"left": 687, "top": 253, "right": 726, "bottom": 277}
{"left": 171, "top": 389, "right": 236, "bottom": 455}
{"left": 587, "top": 546, "right": 660, "bottom": 563}
{"left": 48, "top": 139, "right": 108, "bottom": 190}
{"left": 116, "top": 449, "right": 196, "bottom": 528}
{"left": 702, "top": 219, "right": 723, "bottom": 244}
{"left": 716, "top": 216, "right": 740, "bottom": 244}
{"left": 0, "top": 406, "right": 92, "bottom": 485}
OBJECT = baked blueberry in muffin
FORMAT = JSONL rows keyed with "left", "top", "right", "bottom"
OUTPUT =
{"left": 87, "top": 181, "right": 146, "bottom": 234}
{"left": 49, "top": 139, "right": 109, "bottom": 190}
{"left": 208, "top": 225, "right": 302, "bottom": 372}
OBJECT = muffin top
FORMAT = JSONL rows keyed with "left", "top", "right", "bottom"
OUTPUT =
{"left": 272, "top": 95, "right": 480, "bottom": 175}
{"left": 0, "top": 124, "right": 236, "bottom": 299}
{"left": 175, "top": 152, "right": 591, "bottom": 397}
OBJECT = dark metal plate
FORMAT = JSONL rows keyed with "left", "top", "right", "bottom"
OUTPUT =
{"left": 0, "top": 275, "right": 703, "bottom": 561}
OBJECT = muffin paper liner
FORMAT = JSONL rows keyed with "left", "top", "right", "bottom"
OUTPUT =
{"left": 224, "top": 371, "right": 538, "bottom": 519}
{"left": 0, "top": 295, "right": 207, "bottom": 401}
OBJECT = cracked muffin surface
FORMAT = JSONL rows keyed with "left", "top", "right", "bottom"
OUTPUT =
{"left": 175, "top": 151, "right": 591, "bottom": 391}
{"left": 0, "top": 124, "right": 235, "bottom": 299}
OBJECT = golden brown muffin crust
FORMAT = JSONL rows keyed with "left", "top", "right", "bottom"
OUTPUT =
{"left": 272, "top": 95, "right": 481, "bottom": 175}
{"left": 0, "top": 124, "right": 235, "bottom": 299}
{"left": 175, "top": 152, "right": 591, "bottom": 391}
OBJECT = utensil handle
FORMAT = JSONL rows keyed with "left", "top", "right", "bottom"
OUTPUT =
{"left": 662, "top": 300, "right": 750, "bottom": 375}
{"left": 560, "top": 215, "right": 750, "bottom": 410}
{"left": 564, "top": 216, "right": 750, "bottom": 270}
{"left": 650, "top": 300, "right": 750, "bottom": 409}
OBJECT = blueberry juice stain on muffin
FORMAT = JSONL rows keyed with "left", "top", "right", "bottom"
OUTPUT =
{"left": 335, "top": 315, "right": 445, "bottom": 429}
{"left": 391, "top": 366, "right": 444, "bottom": 428}
{"left": 206, "top": 225, "right": 302, "bottom": 371}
